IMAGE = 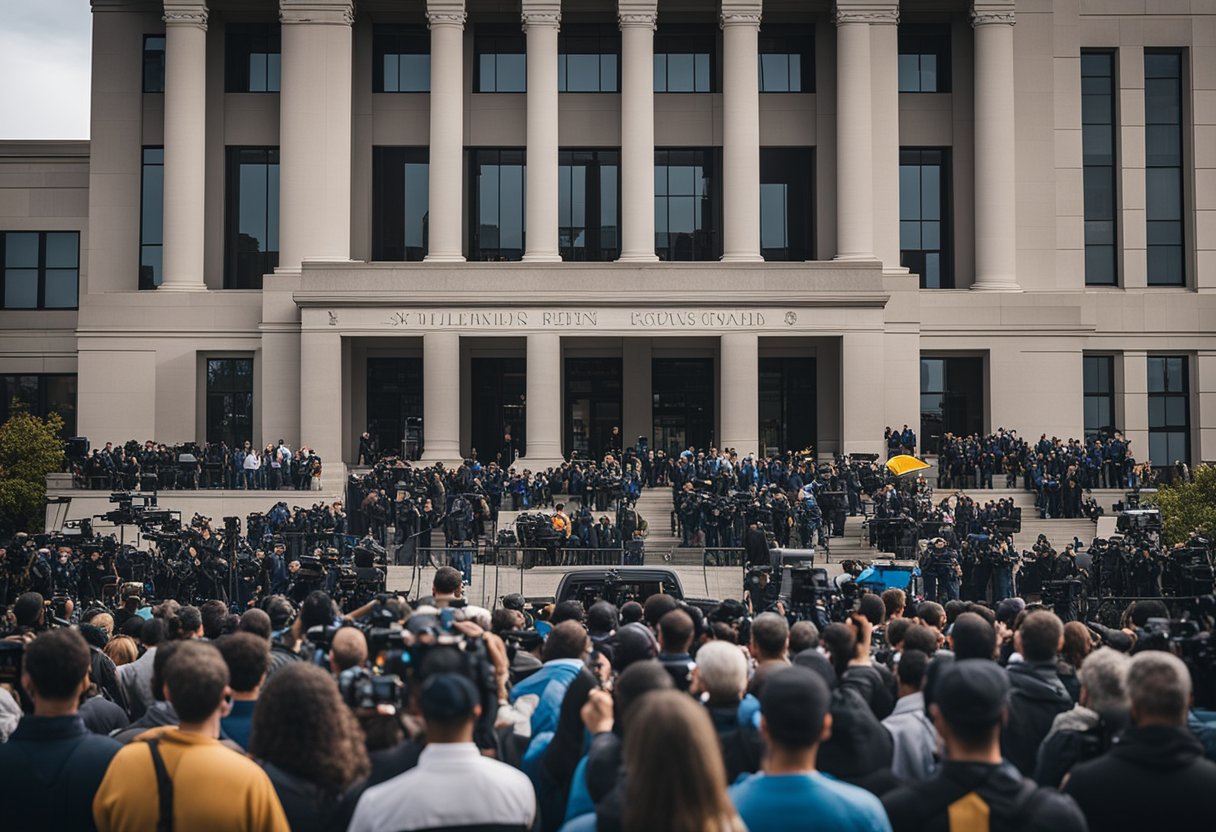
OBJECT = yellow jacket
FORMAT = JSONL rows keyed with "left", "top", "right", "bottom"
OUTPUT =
{"left": 93, "top": 725, "right": 289, "bottom": 832}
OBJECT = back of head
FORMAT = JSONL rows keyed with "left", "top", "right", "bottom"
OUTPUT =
{"left": 643, "top": 594, "right": 679, "bottom": 629}
{"left": 1078, "top": 647, "right": 1130, "bottom": 713}
{"left": 141, "top": 616, "right": 166, "bottom": 647}
{"left": 750, "top": 612, "right": 790, "bottom": 660}
{"left": 882, "top": 588, "right": 906, "bottom": 620}
{"left": 613, "top": 659, "right": 675, "bottom": 730}
{"left": 200, "top": 599, "right": 229, "bottom": 640}
{"left": 1018, "top": 610, "right": 1064, "bottom": 663}
{"left": 897, "top": 649, "right": 929, "bottom": 690}
{"left": 216, "top": 632, "right": 270, "bottom": 694}
{"left": 858, "top": 593, "right": 886, "bottom": 627}
{"left": 1126, "top": 650, "right": 1191, "bottom": 726}
{"left": 694, "top": 641, "right": 747, "bottom": 703}
{"left": 1130, "top": 599, "right": 1168, "bottom": 628}
{"left": 918, "top": 601, "right": 946, "bottom": 630}
{"left": 300, "top": 591, "right": 334, "bottom": 630}
{"left": 543, "top": 619, "right": 589, "bottom": 662}
{"left": 902, "top": 623, "right": 938, "bottom": 656}
{"left": 14, "top": 592, "right": 44, "bottom": 628}
{"left": 885, "top": 617, "right": 911, "bottom": 650}
{"left": 789, "top": 620, "right": 819, "bottom": 655}
{"left": 163, "top": 640, "right": 230, "bottom": 722}
{"left": 261, "top": 595, "right": 295, "bottom": 631}
{"left": 24, "top": 628, "right": 91, "bottom": 699}
{"left": 172, "top": 605, "right": 202, "bottom": 639}
{"left": 620, "top": 601, "right": 644, "bottom": 625}
{"left": 658, "top": 609, "right": 695, "bottom": 654}
{"left": 551, "top": 600, "right": 585, "bottom": 625}
{"left": 610, "top": 622, "right": 659, "bottom": 671}
{"left": 944, "top": 600, "right": 967, "bottom": 626}
{"left": 760, "top": 665, "right": 831, "bottom": 751}
{"left": 934, "top": 659, "right": 1010, "bottom": 749}
{"left": 821, "top": 622, "right": 857, "bottom": 676}
{"left": 950, "top": 612, "right": 997, "bottom": 661}
{"left": 1062, "top": 621, "right": 1093, "bottom": 667}
{"left": 330, "top": 626, "right": 369, "bottom": 673}
{"left": 238, "top": 608, "right": 273, "bottom": 641}
{"left": 587, "top": 601, "right": 619, "bottom": 635}
{"left": 432, "top": 566, "right": 463, "bottom": 596}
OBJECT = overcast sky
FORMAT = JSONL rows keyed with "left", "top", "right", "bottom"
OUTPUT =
{"left": 0, "top": 0, "right": 92, "bottom": 139}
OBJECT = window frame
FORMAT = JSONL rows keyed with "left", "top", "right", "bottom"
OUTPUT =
{"left": 759, "top": 147, "right": 815, "bottom": 261}
{"left": 0, "top": 373, "right": 78, "bottom": 437}
{"left": 373, "top": 24, "right": 431, "bottom": 93}
{"left": 470, "top": 148, "right": 527, "bottom": 261}
{"left": 204, "top": 356, "right": 255, "bottom": 449}
{"left": 0, "top": 231, "right": 80, "bottom": 310}
{"left": 474, "top": 26, "right": 527, "bottom": 93}
{"left": 898, "top": 23, "right": 952, "bottom": 93}
{"left": 1147, "top": 355, "right": 1190, "bottom": 466}
{"left": 224, "top": 22, "right": 282, "bottom": 93}
{"left": 653, "top": 147, "right": 722, "bottom": 262}
{"left": 757, "top": 27, "right": 814, "bottom": 93}
{"left": 899, "top": 147, "right": 953, "bottom": 289}
{"left": 143, "top": 34, "right": 166, "bottom": 93}
{"left": 372, "top": 146, "right": 430, "bottom": 262}
{"left": 1082, "top": 354, "right": 1116, "bottom": 440}
{"left": 223, "top": 146, "right": 280, "bottom": 290}
{"left": 1081, "top": 50, "right": 1119, "bottom": 286}
{"left": 139, "top": 146, "right": 164, "bottom": 290}
{"left": 654, "top": 25, "right": 717, "bottom": 93}
{"left": 558, "top": 148, "right": 621, "bottom": 261}
{"left": 1143, "top": 49, "right": 1186, "bottom": 287}
{"left": 558, "top": 25, "right": 621, "bottom": 93}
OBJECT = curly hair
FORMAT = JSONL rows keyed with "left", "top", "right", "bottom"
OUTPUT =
{"left": 249, "top": 663, "right": 370, "bottom": 793}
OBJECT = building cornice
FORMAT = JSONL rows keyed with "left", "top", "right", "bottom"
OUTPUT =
{"left": 0, "top": 140, "right": 90, "bottom": 159}
{"left": 279, "top": 0, "right": 354, "bottom": 26}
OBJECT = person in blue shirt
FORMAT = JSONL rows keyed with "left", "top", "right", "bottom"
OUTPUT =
{"left": 730, "top": 665, "right": 891, "bottom": 832}
{"left": 217, "top": 631, "right": 270, "bottom": 750}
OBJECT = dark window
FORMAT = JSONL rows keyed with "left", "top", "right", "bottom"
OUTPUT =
{"left": 652, "top": 358, "right": 715, "bottom": 455}
{"left": 899, "top": 24, "right": 950, "bottom": 92}
{"left": 225, "top": 22, "right": 281, "bottom": 93}
{"left": 1, "top": 231, "right": 79, "bottom": 309}
{"left": 654, "top": 26, "right": 715, "bottom": 92}
{"left": 565, "top": 357, "right": 623, "bottom": 459}
{"left": 143, "top": 35, "right": 166, "bottom": 93}
{"left": 920, "top": 356, "right": 983, "bottom": 454}
{"left": 900, "top": 148, "right": 951, "bottom": 288}
{"left": 1083, "top": 355, "right": 1116, "bottom": 439}
{"left": 470, "top": 357, "right": 527, "bottom": 461}
{"left": 654, "top": 148, "right": 720, "bottom": 261}
{"left": 1147, "top": 355, "right": 1189, "bottom": 466}
{"left": 471, "top": 149, "right": 526, "bottom": 261}
{"left": 1144, "top": 51, "right": 1185, "bottom": 286}
{"left": 559, "top": 25, "right": 619, "bottom": 92}
{"left": 373, "top": 25, "right": 430, "bottom": 92}
{"left": 559, "top": 149, "right": 620, "bottom": 261}
{"left": 366, "top": 357, "right": 423, "bottom": 460}
{"left": 0, "top": 374, "right": 77, "bottom": 437}
{"left": 760, "top": 148, "right": 814, "bottom": 261}
{"left": 758, "top": 28, "right": 813, "bottom": 92}
{"left": 224, "top": 147, "right": 279, "bottom": 289}
{"left": 205, "top": 358, "right": 254, "bottom": 449}
{"left": 759, "top": 357, "right": 816, "bottom": 455}
{"left": 475, "top": 26, "right": 526, "bottom": 92}
{"left": 372, "top": 147, "right": 429, "bottom": 261}
{"left": 1082, "top": 52, "right": 1118, "bottom": 286}
{"left": 139, "top": 147, "right": 164, "bottom": 289}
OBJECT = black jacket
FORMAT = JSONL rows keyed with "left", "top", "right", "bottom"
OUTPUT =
{"left": 262, "top": 761, "right": 361, "bottom": 832}
{"left": 1064, "top": 725, "right": 1216, "bottom": 827}
{"left": 1001, "top": 661, "right": 1073, "bottom": 775}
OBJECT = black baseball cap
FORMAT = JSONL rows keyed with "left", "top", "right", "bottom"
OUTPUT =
{"left": 935, "top": 659, "right": 1009, "bottom": 728}
{"left": 421, "top": 672, "right": 479, "bottom": 721}
{"left": 760, "top": 665, "right": 831, "bottom": 749}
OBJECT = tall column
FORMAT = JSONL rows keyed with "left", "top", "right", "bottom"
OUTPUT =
{"left": 1119, "top": 351, "right": 1149, "bottom": 469}
{"left": 425, "top": 2, "right": 466, "bottom": 261}
{"left": 840, "top": 331, "right": 886, "bottom": 457}
{"left": 869, "top": 6, "right": 904, "bottom": 273}
{"left": 833, "top": 7, "right": 875, "bottom": 261}
{"left": 721, "top": 2, "right": 762, "bottom": 262}
{"left": 617, "top": 1, "right": 658, "bottom": 262}
{"left": 523, "top": 2, "right": 561, "bottom": 261}
{"left": 300, "top": 329, "right": 344, "bottom": 468}
{"left": 720, "top": 333, "right": 759, "bottom": 457}
{"left": 421, "top": 332, "right": 462, "bottom": 461}
{"left": 278, "top": 0, "right": 354, "bottom": 270}
{"left": 160, "top": 1, "right": 209, "bottom": 291}
{"left": 522, "top": 333, "right": 565, "bottom": 468}
{"left": 971, "top": 3, "right": 1020, "bottom": 290}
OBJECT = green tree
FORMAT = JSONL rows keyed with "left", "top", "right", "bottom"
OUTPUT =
{"left": 1156, "top": 464, "right": 1216, "bottom": 546}
{"left": 0, "top": 405, "right": 65, "bottom": 534}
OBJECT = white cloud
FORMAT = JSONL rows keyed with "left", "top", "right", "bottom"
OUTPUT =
{"left": 0, "top": 0, "right": 93, "bottom": 139}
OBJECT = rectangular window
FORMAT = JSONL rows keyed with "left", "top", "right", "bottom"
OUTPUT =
{"left": 654, "top": 148, "right": 720, "bottom": 261}
{"left": 1, "top": 231, "right": 79, "bottom": 309}
{"left": 1144, "top": 51, "right": 1185, "bottom": 286}
{"left": 225, "top": 22, "right": 281, "bottom": 93}
{"left": 139, "top": 147, "right": 164, "bottom": 289}
{"left": 920, "top": 356, "right": 984, "bottom": 454}
{"left": 559, "top": 26, "right": 620, "bottom": 92}
{"left": 559, "top": 149, "right": 620, "bottom": 261}
{"left": 224, "top": 147, "right": 280, "bottom": 289}
{"left": 373, "top": 25, "right": 430, "bottom": 92}
{"left": 900, "top": 148, "right": 952, "bottom": 288}
{"left": 1083, "top": 355, "right": 1116, "bottom": 439}
{"left": 143, "top": 35, "right": 166, "bottom": 93}
{"left": 475, "top": 26, "right": 526, "bottom": 93}
{"left": 654, "top": 26, "right": 715, "bottom": 93}
{"left": 758, "top": 28, "right": 814, "bottom": 92}
{"left": 760, "top": 148, "right": 814, "bottom": 261}
{"left": 1082, "top": 51, "right": 1118, "bottom": 286}
{"left": 471, "top": 149, "right": 526, "bottom": 261}
{"left": 205, "top": 358, "right": 254, "bottom": 449}
{"left": 372, "top": 147, "right": 429, "bottom": 261}
{"left": 898, "top": 24, "right": 951, "bottom": 92}
{"left": 0, "top": 374, "right": 77, "bottom": 437}
{"left": 1147, "top": 355, "right": 1189, "bottom": 466}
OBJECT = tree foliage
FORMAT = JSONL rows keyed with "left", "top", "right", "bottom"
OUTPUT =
{"left": 0, "top": 406, "right": 65, "bottom": 534}
{"left": 1156, "top": 464, "right": 1216, "bottom": 546}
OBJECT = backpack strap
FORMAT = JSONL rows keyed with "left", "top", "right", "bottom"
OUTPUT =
{"left": 144, "top": 738, "right": 175, "bottom": 832}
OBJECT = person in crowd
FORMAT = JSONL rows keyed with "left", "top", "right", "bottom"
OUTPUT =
{"left": 217, "top": 632, "right": 271, "bottom": 750}
{"left": 1001, "top": 609, "right": 1074, "bottom": 775}
{"left": 747, "top": 611, "right": 791, "bottom": 693}
{"left": 881, "top": 649, "right": 937, "bottom": 782}
{"left": 657, "top": 608, "right": 697, "bottom": 692}
{"left": 102, "top": 633, "right": 138, "bottom": 667}
{"left": 692, "top": 639, "right": 764, "bottom": 783}
{"left": 1034, "top": 646, "right": 1130, "bottom": 787}
{"left": 110, "top": 641, "right": 182, "bottom": 744}
{"left": 510, "top": 620, "right": 594, "bottom": 738}
{"left": 329, "top": 625, "right": 369, "bottom": 675}
{"left": 789, "top": 620, "right": 819, "bottom": 655}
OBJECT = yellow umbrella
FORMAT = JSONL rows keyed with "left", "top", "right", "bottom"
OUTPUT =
{"left": 885, "top": 454, "right": 932, "bottom": 477}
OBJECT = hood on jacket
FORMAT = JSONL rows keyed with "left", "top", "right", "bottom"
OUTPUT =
{"left": 1110, "top": 725, "right": 1207, "bottom": 772}
{"left": 1007, "top": 661, "right": 1072, "bottom": 706}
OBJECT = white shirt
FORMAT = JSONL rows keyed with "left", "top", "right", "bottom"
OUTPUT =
{"left": 243, "top": 453, "right": 261, "bottom": 471}
{"left": 348, "top": 742, "right": 536, "bottom": 832}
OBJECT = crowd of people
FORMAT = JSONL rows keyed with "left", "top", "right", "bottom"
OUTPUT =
{"left": 72, "top": 439, "right": 325, "bottom": 492}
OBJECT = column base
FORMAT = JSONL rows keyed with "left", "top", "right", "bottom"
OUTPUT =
{"left": 156, "top": 282, "right": 209, "bottom": 292}
{"left": 522, "top": 253, "right": 562, "bottom": 263}
{"left": 424, "top": 253, "right": 467, "bottom": 263}
{"left": 969, "top": 281, "right": 1022, "bottom": 292}
{"left": 617, "top": 253, "right": 659, "bottom": 263}
{"left": 721, "top": 253, "right": 763, "bottom": 263}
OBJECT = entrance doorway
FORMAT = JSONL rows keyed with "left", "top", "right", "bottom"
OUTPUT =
{"left": 565, "top": 357, "right": 622, "bottom": 460}
{"left": 920, "top": 356, "right": 984, "bottom": 453}
{"left": 471, "top": 357, "right": 526, "bottom": 464}
{"left": 365, "top": 357, "right": 423, "bottom": 459}
{"left": 759, "top": 357, "right": 816, "bottom": 456}
{"left": 652, "top": 358, "right": 714, "bottom": 455}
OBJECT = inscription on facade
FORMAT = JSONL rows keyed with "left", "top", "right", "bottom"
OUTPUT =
{"left": 381, "top": 309, "right": 779, "bottom": 330}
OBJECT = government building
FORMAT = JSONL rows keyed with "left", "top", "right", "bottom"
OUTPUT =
{"left": 1, "top": 0, "right": 1213, "bottom": 474}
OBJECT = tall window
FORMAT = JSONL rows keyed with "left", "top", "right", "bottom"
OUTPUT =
{"left": 758, "top": 28, "right": 813, "bottom": 92}
{"left": 139, "top": 147, "right": 164, "bottom": 289}
{"left": 475, "top": 26, "right": 526, "bottom": 92}
{"left": 205, "top": 358, "right": 254, "bottom": 449}
{"left": 1082, "top": 52, "right": 1118, "bottom": 286}
{"left": 225, "top": 23, "right": 281, "bottom": 92}
{"left": 654, "top": 26, "right": 715, "bottom": 92}
{"left": 224, "top": 147, "right": 279, "bottom": 289}
{"left": 143, "top": 35, "right": 166, "bottom": 93}
{"left": 760, "top": 148, "right": 814, "bottom": 261}
{"left": 559, "top": 26, "right": 619, "bottom": 92}
{"left": 1083, "top": 355, "right": 1116, "bottom": 439}
{"left": 372, "top": 147, "right": 429, "bottom": 261}
{"left": 920, "top": 356, "right": 984, "bottom": 454}
{"left": 471, "top": 149, "right": 526, "bottom": 261}
{"left": 1148, "top": 356, "right": 1189, "bottom": 466}
{"left": 0, "top": 374, "right": 77, "bottom": 437}
{"left": 654, "top": 148, "right": 720, "bottom": 261}
{"left": 900, "top": 148, "right": 951, "bottom": 288}
{"left": 1, "top": 232, "right": 79, "bottom": 309}
{"left": 1145, "top": 51, "right": 1185, "bottom": 286}
{"left": 898, "top": 24, "right": 951, "bottom": 92}
{"left": 559, "top": 150, "right": 619, "bottom": 261}
{"left": 373, "top": 25, "right": 430, "bottom": 92}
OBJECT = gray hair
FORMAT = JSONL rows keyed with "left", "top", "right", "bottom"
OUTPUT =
{"left": 695, "top": 640, "right": 748, "bottom": 701}
{"left": 1127, "top": 650, "right": 1192, "bottom": 724}
{"left": 1078, "top": 647, "right": 1130, "bottom": 712}
{"left": 789, "top": 621, "right": 820, "bottom": 654}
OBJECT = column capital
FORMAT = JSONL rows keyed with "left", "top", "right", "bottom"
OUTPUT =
{"left": 832, "top": 3, "right": 899, "bottom": 26}
{"left": 279, "top": 0, "right": 353, "bottom": 26}
{"left": 971, "top": 3, "right": 1016, "bottom": 27}
{"left": 521, "top": 0, "right": 561, "bottom": 29}
{"left": 427, "top": 10, "right": 466, "bottom": 28}
{"left": 162, "top": 1, "right": 208, "bottom": 29}
{"left": 720, "top": 0, "right": 761, "bottom": 28}
{"left": 618, "top": 0, "right": 657, "bottom": 30}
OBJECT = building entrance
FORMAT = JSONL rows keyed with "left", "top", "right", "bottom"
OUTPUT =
{"left": 565, "top": 357, "right": 622, "bottom": 460}
{"left": 365, "top": 357, "right": 423, "bottom": 460}
{"left": 652, "top": 357, "right": 715, "bottom": 455}
{"left": 471, "top": 357, "right": 526, "bottom": 464}
{"left": 759, "top": 357, "right": 817, "bottom": 456}
{"left": 920, "top": 356, "right": 984, "bottom": 453}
